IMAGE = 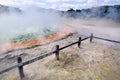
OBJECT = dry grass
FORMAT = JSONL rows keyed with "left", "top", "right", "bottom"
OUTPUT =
{"left": 0, "top": 34, "right": 120, "bottom": 80}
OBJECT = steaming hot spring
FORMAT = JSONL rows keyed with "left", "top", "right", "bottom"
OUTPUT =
{"left": 0, "top": 5, "right": 120, "bottom": 80}
{"left": 0, "top": 9, "right": 76, "bottom": 53}
{"left": 0, "top": 26, "right": 74, "bottom": 53}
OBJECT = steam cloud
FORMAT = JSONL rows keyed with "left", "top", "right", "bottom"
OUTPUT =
{"left": 0, "top": 4, "right": 120, "bottom": 45}
{"left": 62, "top": 5, "right": 120, "bottom": 21}
{"left": 0, "top": 7, "right": 63, "bottom": 44}
{"left": 61, "top": 5, "right": 120, "bottom": 42}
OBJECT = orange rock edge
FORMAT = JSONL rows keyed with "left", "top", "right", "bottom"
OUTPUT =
{"left": 0, "top": 27, "right": 74, "bottom": 52}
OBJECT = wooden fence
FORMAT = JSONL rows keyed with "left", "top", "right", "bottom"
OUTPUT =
{"left": 0, "top": 33, "right": 120, "bottom": 80}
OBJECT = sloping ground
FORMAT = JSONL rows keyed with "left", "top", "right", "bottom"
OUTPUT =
{"left": 0, "top": 33, "right": 120, "bottom": 80}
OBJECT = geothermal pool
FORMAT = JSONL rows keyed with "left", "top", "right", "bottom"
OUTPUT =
{"left": 0, "top": 11, "right": 74, "bottom": 52}
{"left": 0, "top": 11, "right": 120, "bottom": 53}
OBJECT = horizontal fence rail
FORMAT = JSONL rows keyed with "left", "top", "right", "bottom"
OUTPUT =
{"left": 0, "top": 51, "right": 55, "bottom": 74}
{"left": 59, "top": 37, "right": 90, "bottom": 50}
{"left": 0, "top": 33, "right": 120, "bottom": 80}
{"left": 0, "top": 64, "right": 18, "bottom": 74}
{"left": 0, "top": 36, "right": 90, "bottom": 76}
{"left": 94, "top": 36, "right": 120, "bottom": 44}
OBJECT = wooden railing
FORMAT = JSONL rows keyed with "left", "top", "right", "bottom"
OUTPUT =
{"left": 0, "top": 33, "right": 120, "bottom": 80}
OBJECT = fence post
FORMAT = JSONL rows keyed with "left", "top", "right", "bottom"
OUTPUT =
{"left": 55, "top": 45, "right": 60, "bottom": 60}
{"left": 90, "top": 33, "right": 93, "bottom": 43}
{"left": 17, "top": 57, "right": 25, "bottom": 80}
{"left": 78, "top": 37, "right": 81, "bottom": 48}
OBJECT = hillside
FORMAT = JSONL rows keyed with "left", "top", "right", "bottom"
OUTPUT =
{"left": 1, "top": 4, "right": 120, "bottom": 21}
{"left": 62, "top": 5, "right": 120, "bottom": 20}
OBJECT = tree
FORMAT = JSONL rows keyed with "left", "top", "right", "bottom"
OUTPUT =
{"left": 67, "top": 8, "right": 75, "bottom": 12}
{"left": 76, "top": 9, "right": 81, "bottom": 12}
